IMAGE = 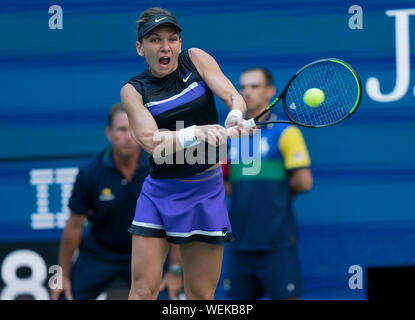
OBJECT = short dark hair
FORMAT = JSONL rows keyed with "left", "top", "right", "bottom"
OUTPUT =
{"left": 107, "top": 102, "right": 126, "bottom": 127}
{"left": 241, "top": 67, "right": 273, "bottom": 86}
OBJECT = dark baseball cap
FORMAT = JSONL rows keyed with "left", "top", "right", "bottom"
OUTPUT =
{"left": 138, "top": 15, "right": 182, "bottom": 41}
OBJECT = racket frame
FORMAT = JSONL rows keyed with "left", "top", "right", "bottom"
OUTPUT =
{"left": 253, "top": 58, "right": 363, "bottom": 128}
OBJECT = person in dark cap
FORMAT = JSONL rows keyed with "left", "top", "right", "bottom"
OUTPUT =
{"left": 121, "top": 7, "right": 246, "bottom": 300}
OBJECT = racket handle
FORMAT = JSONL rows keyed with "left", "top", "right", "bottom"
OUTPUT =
{"left": 242, "top": 118, "right": 256, "bottom": 129}
{"left": 226, "top": 118, "right": 257, "bottom": 134}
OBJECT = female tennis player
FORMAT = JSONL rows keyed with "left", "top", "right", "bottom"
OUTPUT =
{"left": 120, "top": 7, "right": 246, "bottom": 300}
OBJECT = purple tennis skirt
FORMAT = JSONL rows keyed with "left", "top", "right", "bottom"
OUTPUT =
{"left": 128, "top": 165, "right": 233, "bottom": 244}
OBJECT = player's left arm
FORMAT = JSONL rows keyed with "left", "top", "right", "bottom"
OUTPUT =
{"left": 188, "top": 48, "right": 246, "bottom": 129}
{"left": 278, "top": 126, "right": 313, "bottom": 197}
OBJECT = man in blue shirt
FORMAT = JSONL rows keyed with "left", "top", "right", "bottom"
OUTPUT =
{"left": 223, "top": 67, "right": 313, "bottom": 300}
{"left": 51, "top": 103, "right": 182, "bottom": 300}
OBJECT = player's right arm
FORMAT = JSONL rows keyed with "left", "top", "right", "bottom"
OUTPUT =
{"left": 120, "top": 84, "right": 165, "bottom": 156}
{"left": 51, "top": 212, "right": 86, "bottom": 300}
{"left": 120, "top": 84, "right": 228, "bottom": 157}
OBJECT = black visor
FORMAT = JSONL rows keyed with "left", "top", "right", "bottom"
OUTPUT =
{"left": 138, "top": 15, "right": 182, "bottom": 41}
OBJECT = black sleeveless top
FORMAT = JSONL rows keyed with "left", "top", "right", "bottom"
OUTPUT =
{"left": 126, "top": 49, "right": 224, "bottom": 179}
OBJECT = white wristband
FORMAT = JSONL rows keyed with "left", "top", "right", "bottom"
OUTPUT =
{"left": 178, "top": 125, "right": 199, "bottom": 149}
{"left": 225, "top": 109, "right": 243, "bottom": 127}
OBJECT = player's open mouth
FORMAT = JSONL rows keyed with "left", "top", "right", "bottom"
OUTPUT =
{"left": 159, "top": 56, "right": 170, "bottom": 66}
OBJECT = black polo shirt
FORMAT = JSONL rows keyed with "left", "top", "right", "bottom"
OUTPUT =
{"left": 68, "top": 146, "right": 150, "bottom": 254}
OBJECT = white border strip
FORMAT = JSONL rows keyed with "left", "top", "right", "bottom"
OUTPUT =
{"left": 132, "top": 221, "right": 224, "bottom": 237}
{"left": 132, "top": 221, "right": 165, "bottom": 230}
{"left": 145, "top": 82, "right": 198, "bottom": 108}
{"left": 166, "top": 230, "right": 223, "bottom": 237}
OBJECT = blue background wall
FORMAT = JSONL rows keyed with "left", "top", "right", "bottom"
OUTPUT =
{"left": 1, "top": 0, "right": 415, "bottom": 299}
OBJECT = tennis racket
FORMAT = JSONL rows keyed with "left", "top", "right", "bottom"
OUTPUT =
{"left": 228, "top": 58, "right": 362, "bottom": 130}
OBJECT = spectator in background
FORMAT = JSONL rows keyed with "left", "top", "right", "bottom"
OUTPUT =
{"left": 223, "top": 67, "right": 313, "bottom": 300}
{"left": 51, "top": 103, "right": 183, "bottom": 300}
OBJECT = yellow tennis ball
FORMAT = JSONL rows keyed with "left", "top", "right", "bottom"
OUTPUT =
{"left": 303, "top": 88, "right": 325, "bottom": 107}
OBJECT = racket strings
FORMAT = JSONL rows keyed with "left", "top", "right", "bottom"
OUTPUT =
{"left": 284, "top": 60, "right": 359, "bottom": 127}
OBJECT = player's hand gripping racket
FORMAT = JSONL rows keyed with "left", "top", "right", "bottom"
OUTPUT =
{"left": 228, "top": 58, "right": 362, "bottom": 131}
